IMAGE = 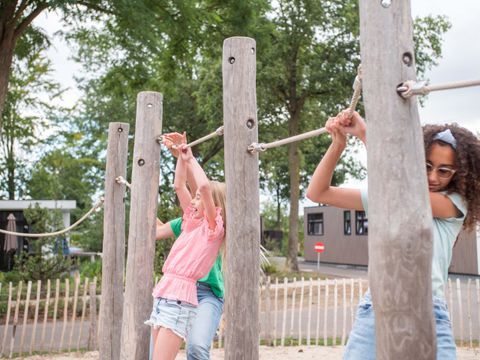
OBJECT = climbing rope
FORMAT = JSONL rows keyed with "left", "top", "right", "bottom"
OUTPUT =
{"left": 156, "top": 126, "right": 224, "bottom": 149}
{"left": 397, "top": 78, "right": 480, "bottom": 98}
{"left": 186, "top": 126, "right": 224, "bottom": 148}
{"left": 115, "top": 176, "right": 131, "bottom": 190}
{"left": 0, "top": 197, "right": 105, "bottom": 238}
{"left": 248, "top": 65, "right": 363, "bottom": 153}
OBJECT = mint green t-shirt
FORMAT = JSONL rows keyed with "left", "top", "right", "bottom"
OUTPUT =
{"left": 360, "top": 188, "right": 467, "bottom": 299}
{"left": 169, "top": 217, "right": 225, "bottom": 298}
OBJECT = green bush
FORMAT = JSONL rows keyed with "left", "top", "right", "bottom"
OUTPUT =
{"left": 79, "top": 259, "right": 102, "bottom": 280}
{"left": 261, "top": 261, "right": 278, "bottom": 276}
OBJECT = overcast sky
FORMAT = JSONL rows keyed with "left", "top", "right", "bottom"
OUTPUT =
{"left": 411, "top": 0, "right": 480, "bottom": 134}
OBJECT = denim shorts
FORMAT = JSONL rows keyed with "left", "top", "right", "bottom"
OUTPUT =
{"left": 145, "top": 297, "right": 198, "bottom": 341}
{"left": 344, "top": 291, "right": 457, "bottom": 360}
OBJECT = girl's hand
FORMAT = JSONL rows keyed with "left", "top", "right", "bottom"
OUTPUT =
{"left": 326, "top": 116, "right": 347, "bottom": 149}
{"left": 162, "top": 132, "right": 187, "bottom": 157}
{"left": 336, "top": 110, "right": 366, "bottom": 143}
{"left": 179, "top": 143, "right": 194, "bottom": 162}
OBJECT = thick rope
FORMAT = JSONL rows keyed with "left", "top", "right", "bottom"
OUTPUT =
{"left": 156, "top": 126, "right": 224, "bottom": 149}
{"left": 116, "top": 176, "right": 131, "bottom": 190}
{"left": 186, "top": 126, "right": 224, "bottom": 148}
{"left": 0, "top": 198, "right": 105, "bottom": 238}
{"left": 397, "top": 78, "right": 480, "bottom": 98}
{"left": 248, "top": 65, "right": 363, "bottom": 153}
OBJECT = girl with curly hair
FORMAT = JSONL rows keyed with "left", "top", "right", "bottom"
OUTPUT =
{"left": 306, "top": 110, "right": 480, "bottom": 359}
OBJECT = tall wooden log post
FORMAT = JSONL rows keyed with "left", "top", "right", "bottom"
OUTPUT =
{"left": 120, "top": 92, "right": 163, "bottom": 360}
{"left": 359, "top": 1, "right": 436, "bottom": 359}
{"left": 223, "top": 37, "right": 261, "bottom": 359}
{"left": 99, "top": 122, "right": 129, "bottom": 360}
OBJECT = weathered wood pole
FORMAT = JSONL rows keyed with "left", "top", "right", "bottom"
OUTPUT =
{"left": 120, "top": 92, "right": 163, "bottom": 360}
{"left": 359, "top": 1, "right": 436, "bottom": 358}
{"left": 223, "top": 37, "right": 260, "bottom": 359}
{"left": 99, "top": 122, "right": 129, "bottom": 360}
{"left": 88, "top": 282, "right": 98, "bottom": 351}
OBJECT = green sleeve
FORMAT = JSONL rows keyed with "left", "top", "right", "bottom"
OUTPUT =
{"left": 169, "top": 217, "right": 182, "bottom": 238}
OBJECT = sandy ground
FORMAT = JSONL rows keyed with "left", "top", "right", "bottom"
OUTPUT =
{"left": 22, "top": 346, "right": 480, "bottom": 359}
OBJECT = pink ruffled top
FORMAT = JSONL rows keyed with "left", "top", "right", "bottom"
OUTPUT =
{"left": 152, "top": 205, "right": 224, "bottom": 306}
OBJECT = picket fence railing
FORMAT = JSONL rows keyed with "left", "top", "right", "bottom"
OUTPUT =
{"left": 0, "top": 277, "right": 98, "bottom": 358}
{"left": 0, "top": 276, "right": 478, "bottom": 357}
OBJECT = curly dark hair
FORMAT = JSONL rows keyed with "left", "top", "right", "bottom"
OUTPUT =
{"left": 423, "top": 123, "right": 480, "bottom": 230}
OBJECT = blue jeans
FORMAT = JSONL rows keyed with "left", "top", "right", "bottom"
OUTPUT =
{"left": 148, "top": 283, "right": 223, "bottom": 360}
{"left": 344, "top": 291, "right": 457, "bottom": 360}
{"left": 187, "top": 283, "right": 224, "bottom": 360}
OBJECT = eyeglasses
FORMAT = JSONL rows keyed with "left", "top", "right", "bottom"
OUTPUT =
{"left": 426, "top": 162, "right": 456, "bottom": 179}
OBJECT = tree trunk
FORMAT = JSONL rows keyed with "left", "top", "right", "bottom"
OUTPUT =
{"left": 0, "top": 0, "right": 49, "bottom": 131}
{"left": 7, "top": 149, "right": 15, "bottom": 200}
{"left": 276, "top": 181, "right": 281, "bottom": 227}
{"left": 0, "top": 31, "right": 15, "bottom": 131}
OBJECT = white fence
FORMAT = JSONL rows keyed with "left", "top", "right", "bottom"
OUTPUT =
{"left": 0, "top": 277, "right": 98, "bottom": 358}
{"left": 0, "top": 276, "right": 478, "bottom": 357}
{"left": 252, "top": 276, "right": 479, "bottom": 349}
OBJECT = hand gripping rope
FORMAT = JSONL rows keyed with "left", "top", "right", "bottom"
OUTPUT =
{"left": 248, "top": 65, "right": 363, "bottom": 153}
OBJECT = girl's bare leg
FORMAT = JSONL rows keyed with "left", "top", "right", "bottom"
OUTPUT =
{"left": 152, "top": 327, "right": 183, "bottom": 360}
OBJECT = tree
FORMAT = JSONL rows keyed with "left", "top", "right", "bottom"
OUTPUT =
{"left": 62, "top": 0, "right": 271, "bottom": 208}
{"left": 257, "top": 0, "right": 450, "bottom": 271}
{"left": 14, "top": 204, "right": 71, "bottom": 282}
{"left": 0, "top": 0, "right": 116, "bottom": 132}
{"left": 0, "top": 26, "right": 63, "bottom": 199}
{"left": 27, "top": 148, "right": 103, "bottom": 250}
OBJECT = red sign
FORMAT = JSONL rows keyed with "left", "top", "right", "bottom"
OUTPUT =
{"left": 314, "top": 242, "right": 325, "bottom": 253}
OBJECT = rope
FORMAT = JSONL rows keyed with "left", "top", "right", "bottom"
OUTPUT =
{"left": 397, "top": 79, "right": 480, "bottom": 98}
{"left": 348, "top": 65, "right": 363, "bottom": 115}
{"left": 115, "top": 176, "right": 131, "bottom": 190}
{"left": 156, "top": 126, "right": 224, "bottom": 148}
{"left": 186, "top": 126, "right": 224, "bottom": 148}
{"left": 0, "top": 198, "right": 105, "bottom": 238}
{"left": 248, "top": 65, "right": 363, "bottom": 153}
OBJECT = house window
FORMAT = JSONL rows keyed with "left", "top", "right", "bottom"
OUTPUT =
{"left": 344, "top": 211, "right": 351, "bottom": 235}
{"left": 307, "top": 213, "right": 324, "bottom": 235}
{"left": 355, "top": 211, "right": 368, "bottom": 235}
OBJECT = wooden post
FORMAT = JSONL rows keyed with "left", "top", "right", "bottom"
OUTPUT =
{"left": 264, "top": 277, "right": 272, "bottom": 346}
{"left": 120, "top": 92, "right": 162, "bottom": 360}
{"left": 30, "top": 280, "right": 41, "bottom": 354}
{"left": 19, "top": 280, "right": 32, "bottom": 353}
{"left": 59, "top": 278, "right": 69, "bottom": 351}
{"left": 99, "top": 122, "right": 129, "bottom": 360}
{"left": 223, "top": 36, "right": 260, "bottom": 359}
{"left": 88, "top": 282, "right": 98, "bottom": 351}
{"left": 359, "top": 1, "right": 436, "bottom": 358}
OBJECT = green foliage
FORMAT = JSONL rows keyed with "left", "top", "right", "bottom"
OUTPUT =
{"left": 261, "top": 261, "right": 278, "bottom": 276}
{"left": 0, "top": 26, "right": 64, "bottom": 200}
{"left": 13, "top": 204, "right": 71, "bottom": 282}
{"left": 414, "top": 15, "right": 452, "bottom": 76}
{"left": 0, "top": 270, "right": 23, "bottom": 284}
{"left": 27, "top": 149, "right": 104, "bottom": 251}
{"left": 78, "top": 258, "right": 102, "bottom": 280}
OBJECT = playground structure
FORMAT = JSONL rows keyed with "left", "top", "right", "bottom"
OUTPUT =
{"left": 100, "top": 1, "right": 480, "bottom": 359}
{"left": 1, "top": 1, "right": 480, "bottom": 359}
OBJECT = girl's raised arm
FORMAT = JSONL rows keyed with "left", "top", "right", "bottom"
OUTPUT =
{"left": 163, "top": 132, "right": 197, "bottom": 196}
{"left": 306, "top": 111, "right": 365, "bottom": 211}
{"left": 174, "top": 150, "right": 193, "bottom": 211}
{"left": 179, "top": 144, "right": 217, "bottom": 230}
